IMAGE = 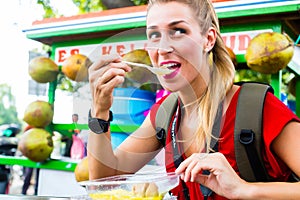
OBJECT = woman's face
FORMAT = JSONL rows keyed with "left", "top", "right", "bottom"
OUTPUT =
{"left": 146, "top": 2, "right": 210, "bottom": 93}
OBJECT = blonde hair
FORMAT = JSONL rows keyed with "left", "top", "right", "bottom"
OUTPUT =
{"left": 148, "top": 0, "right": 235, "bottom": 152}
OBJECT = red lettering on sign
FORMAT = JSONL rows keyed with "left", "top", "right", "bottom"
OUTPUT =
{"left": 238, "top": 34, "right": 251, "bottom": 51}
{"left": 228, "top": 35, "right": 236, "bottom": 50}
{"left": 102, "top": 46, "right": 112, "bottom": 55}
{"left": 58, "top": 50, "right": 67, "bottom": 62}
{"left": 130, "top": 44, "right": 135, "bottom": 52}
{"left": 70, "top": 49, "right": 79, "bottom": 55}
{"left": 116, "top": 45, "right": 126, "bottom": 55}
{"left": 222, "top": 34, "right": 252, "bottom": 53}
{"left": 221, "top": 35, "right": 236, "bottom": 50}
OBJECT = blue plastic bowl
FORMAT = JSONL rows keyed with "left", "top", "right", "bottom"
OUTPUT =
{"left": 111, "top": 88, "right": 156, "bottom": 125}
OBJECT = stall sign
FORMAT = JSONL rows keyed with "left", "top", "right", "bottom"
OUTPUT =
{"left": 55, "top": 40, "right": 148, "bottom": 65}
{"left": 221, "top": 29, "right": 273, "bottom": 54}
{"left": 55, "top": 29, "right": 272, "bottom": 64}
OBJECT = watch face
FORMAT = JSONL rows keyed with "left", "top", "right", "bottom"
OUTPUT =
{"left": 88, "top": 109, "right": 110, "bottom": 134}
{"left": 89, "top": 118, "right": 108, "bottom": 134}
{"left": 89, "top": 119, "right": 105, "bottom": 134}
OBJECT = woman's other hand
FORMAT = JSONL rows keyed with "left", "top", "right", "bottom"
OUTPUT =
{"left": 175, "top": 152, "right": 248, "bottom": 199}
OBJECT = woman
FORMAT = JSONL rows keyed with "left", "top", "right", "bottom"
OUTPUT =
{"left": 87, "top": 0, "right": 300, "bottom": 199}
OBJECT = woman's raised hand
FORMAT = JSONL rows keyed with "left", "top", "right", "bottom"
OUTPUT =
{"left": 88, "top": 54, "right": 132, "bottom": 117}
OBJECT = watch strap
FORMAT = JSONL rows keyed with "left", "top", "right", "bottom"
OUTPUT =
{"left": 88, "top": 109, "right": 113, "bottom": 134}
{"left": 88, "top": 109, "right": 113, "bottom": 122}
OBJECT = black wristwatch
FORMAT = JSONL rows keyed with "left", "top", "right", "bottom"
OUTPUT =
{"left": 88, "top": 109, "right": 113, "bottom": 134}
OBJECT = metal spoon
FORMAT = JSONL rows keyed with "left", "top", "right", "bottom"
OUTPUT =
{"left": 121, "top": 60, "right": 173, "bottom": 75}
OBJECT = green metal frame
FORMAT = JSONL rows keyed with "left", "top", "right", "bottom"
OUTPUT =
{"left": 217, "top": 3, "right": 300, "bottom": 19}
{"left": 0, "top": 155, "right": 77, "bottom": 172}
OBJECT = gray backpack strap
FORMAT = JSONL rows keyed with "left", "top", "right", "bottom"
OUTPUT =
{"left": 234, "top": 82, "right": 272, "bottom": 182}
{"left": 155, "top": 93, "right": 179, "bottom": 146}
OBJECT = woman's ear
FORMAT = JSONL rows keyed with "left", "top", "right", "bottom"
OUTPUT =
{"left": 204, "top": 27, "right": 217, "bottom": 52}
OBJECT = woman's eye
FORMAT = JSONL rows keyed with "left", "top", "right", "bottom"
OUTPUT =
{"left": 170, "top": 28, "right": 186, "bottom": 37}
{"left": 147, "top": 31, "right": 161, "bottom": 41}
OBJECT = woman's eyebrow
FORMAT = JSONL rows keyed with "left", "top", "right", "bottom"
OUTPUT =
{"left": 169, "top": 20, "right": 186, "bottom": 26}
{"left": 147, "top": 20, "right": 187, "bottom": 30}
{"left": 147, "top": 25, "right": 158, "bottom": 30}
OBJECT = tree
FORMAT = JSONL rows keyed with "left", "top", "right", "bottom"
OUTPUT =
{"left": 37, "top": 0, "right": 60, "bottom": 18}
{"left": 0, "top": 84, "right": 21, "bottom": 126}
{"left": 37, "top": 0, "right": 148, "bottom": 18}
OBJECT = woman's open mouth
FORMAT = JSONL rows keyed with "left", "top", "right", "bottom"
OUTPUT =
{"left": 160, "top": 62, "right": 181, "bottom": 79}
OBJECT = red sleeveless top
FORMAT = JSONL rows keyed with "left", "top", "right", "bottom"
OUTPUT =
{"left": 150, "top": 88, "right": 299, "bottom": 200}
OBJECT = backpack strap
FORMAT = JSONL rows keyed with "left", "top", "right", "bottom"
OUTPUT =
{"left": 234, "top": 82, "right": 273, "bottom": 182}
{"left": 154, "top": 93, "right": 191, "bottom": 199}
{"left": 155, "top": 93, "right": 179, "bottom": 146}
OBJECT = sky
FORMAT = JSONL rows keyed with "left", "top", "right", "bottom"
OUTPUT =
{"left": 0, "top": 0, "right": 78, "bottom": 123}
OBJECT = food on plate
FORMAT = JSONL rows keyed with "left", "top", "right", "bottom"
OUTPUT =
{"left": 88, "top": 182, "right": 162, "bottom": 200}
{"left": 132, "top": 182, "right": 159, "bottom": 197}
{"left": 80, "top": 172, "right": 179, "bottom": 200}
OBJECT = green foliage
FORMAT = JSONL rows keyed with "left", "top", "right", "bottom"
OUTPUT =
{"left": 235, "top": 69, "right": 271, "bottom": 84}
{"left": 235, "top": 68, "right": 294, "bottom": 100}
{"left": 131, "top": 0, "right": 148, "bottom": 5}
{"left": 0, "top": 84, "right": 21, "bottom": 126}
{"left": 281, "top": 69, "right": 296, "bottom": 100}
{"left": 56, "top": 73, "right": 87, "bottom": 95}
{"left": 37, "top": 0, "right": 61, "bottom": 18}
{"left": 72, "top": 0, "right": 105, "bottom": 13}
{"left": 71, "top": 0, "right": 147, "bottom": 13}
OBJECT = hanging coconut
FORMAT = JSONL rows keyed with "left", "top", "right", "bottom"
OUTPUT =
{"left": 23, "top": 100, "right": 54, "bottom": 128}
{"left": 122, "top": 49, "right": 152, "bottom": 65}
{"left": 18, "top": 128, "right": 53, "bottom": 162}
{"left": 29, "top": 56, "right": 59, "bottom": 83}
{"left": 122, "top": 49, "right": 157, "bottom": 84}
{"left": 245, "top": 32, "right": 294, "bottom": 74}
{"left": 61, "top": 54, "right": 92, "bottom": 82}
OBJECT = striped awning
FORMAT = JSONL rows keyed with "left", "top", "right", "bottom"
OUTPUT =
{"left": 23, "top": 0, "right": 300, "bottom": 45}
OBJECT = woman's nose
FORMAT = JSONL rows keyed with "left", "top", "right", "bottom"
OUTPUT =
{"left": 157, "top": 36, "right": 174, "bottom": 54}
{"left": 158, "top": 46, "right": 174, "bottom": 54}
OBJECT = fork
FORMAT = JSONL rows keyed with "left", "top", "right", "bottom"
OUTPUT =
{"left": 121, "top": 60, "right": 173, "bottom": 75}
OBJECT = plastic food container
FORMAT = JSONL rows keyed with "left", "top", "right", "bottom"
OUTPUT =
{"left": 79, "top": 172, "right": 179, "bottom": 199}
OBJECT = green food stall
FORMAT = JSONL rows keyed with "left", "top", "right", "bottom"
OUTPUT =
{"left": 1, "top": 0, "right": 300, "bottom": 197}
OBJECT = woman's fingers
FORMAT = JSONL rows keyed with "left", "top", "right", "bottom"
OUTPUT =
{"left": 176, "top": 153, "right": 210, "bottom": 182}
{"left": 95, "top": 74, "right": 125, "bottom": 99}
{"left": 89, "top": 56, "right": 132, "bottom": 93}
{"left": 88, "top": 55, "right": 133, "bottom": 112}
{"left": 89, "top": 60, "right": 131, "bottom": 83}
{"left": 100, "top": 67, "right": 128, "bottom": 85}
{"left": 89, "top": 54, "right": 130, "bottom": 79}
